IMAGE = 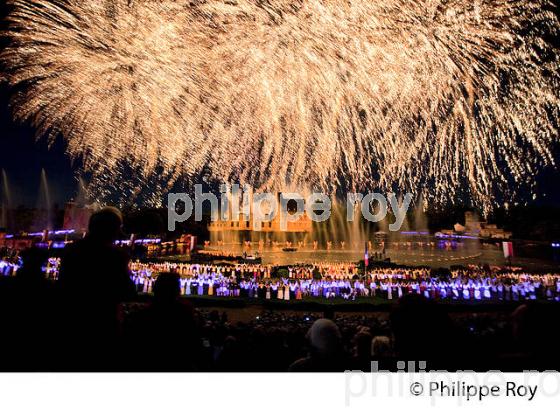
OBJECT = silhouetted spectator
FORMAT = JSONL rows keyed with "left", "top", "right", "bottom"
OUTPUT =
{"left": 124, "top": 273, "right": 200, "bottom": 370}
{"left": 368, "top": 335, "right": 395, "bottom": 372}
{"left": 390, "top": 294, "right": 462, "bottom": 370}
{"left": 215, "top": 335, "right": 245, "bottom": 371}
{"left": 57, "top": 207, "right": 136, "bottom": 370}
{"left": 289, "top": 319, "right": 348, "bottom": 371}
{"left": 0, "top": 247, "right": 56, "bottom": 370}
{"left": 13, "top": 247, "right": 50, "bottom": 290}
{"left": 371, "top": 336, "right": 392, "bottom": 359}
{"left": 349, "top": 330, "right": 373, "bottom": 371}
{"left": 510, "top": 302, "right": 560, "bottom": 369}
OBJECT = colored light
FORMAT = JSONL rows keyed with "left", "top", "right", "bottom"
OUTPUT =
{"left": 435, "top": 233, "right": 479, "bottom": 240}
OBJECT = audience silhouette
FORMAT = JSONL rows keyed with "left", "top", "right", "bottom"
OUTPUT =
{"left": 390, "top": 293, "right": 463, "bottom": 370}
{"left": 510, "top": 302, "right": 560, "bottom": 369}
{"left": 0, "top": 209, "right": 558, "bottom": 371}
{"left": 349, "top": 329, "right": 373, "bottom": 372}
{"left": 124, "top": 272, "right": 199, "bottom": 370}
{"left": 57, "top": 207, "right": 136, "bottom": 370}
{"left": 0, "top": 247, "right": 55, "bottom": 370}
{"left": 289, "top": 318, "right": 349, "bottom": 371}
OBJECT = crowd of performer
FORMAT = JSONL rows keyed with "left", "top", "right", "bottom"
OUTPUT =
{"left": 2, "top": 253, "right": 560, "bottom": 302}
{"left": 0, "top": 259, "right": 19, "bottom": 277}
{"left": 128, "top": 261, "right": 560, "bottom": 302}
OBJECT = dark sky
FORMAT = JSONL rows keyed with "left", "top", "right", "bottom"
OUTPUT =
{"left": 0, "top": 84, "right": 77, "bottom": 208}
{"left": 0, "top": 0, "right": 78, "bottom": 208}
{"left": 2, "top": 81, "right": 559, "bottom": 209}
{"left": 0, "top": 1, "right": 559, "bottom": 209}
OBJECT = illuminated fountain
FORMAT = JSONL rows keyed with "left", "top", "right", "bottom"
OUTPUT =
{"left": 205, "top": 191, "right": 492, "bottom": 266}
{"left": 75, "top": 177, "right": 90, "bottom": 207}
{"left": 61, "top": 177, "right": 97, "bottom": 233}
{"left": 312, "top": 198, "right": 373, "bottom": 250}
{"left": 209, "top": 195, "right": 381, "bottom": 253}
{"left": 35, "top": 169, "right": 53, "bottom": 231}
{"left": 1, "top": 169, "right": 11, "bottom": 231}
{"left": 208, "top": 196, "right": 313, "bottom": 249}
{"left": 413, "top": 196, "right": 429, "bottom": 234}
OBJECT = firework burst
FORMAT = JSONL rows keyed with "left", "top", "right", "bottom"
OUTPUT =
{"left": 1, "top": 0, "right": 559, "bottom": 208}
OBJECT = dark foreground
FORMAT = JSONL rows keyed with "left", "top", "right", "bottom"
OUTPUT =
{"left": 1, "top": 276, "right": 559, "bottom": 372}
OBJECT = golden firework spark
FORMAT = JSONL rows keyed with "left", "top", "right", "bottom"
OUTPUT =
{"left": 1, "top": 0, "right": 559, "bottom": 208}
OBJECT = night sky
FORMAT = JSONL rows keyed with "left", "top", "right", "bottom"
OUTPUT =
{"left": 2, "top": 78, "right": 559, "bottom": 209}
{"left": 0, "top": 84, "right": 77, "bottom": 208}
{"left": 0, "top": 1, "right": 559, "bottom": 210}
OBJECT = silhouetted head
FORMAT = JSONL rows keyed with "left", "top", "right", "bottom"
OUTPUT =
{"left": 352, "top": 330, "right": 373, "bottom": 358}
{"left": 390, "top": 293, "right": 453, "bottom": 358}
{"left": 511, "top": 302, "right": 560, "bottom": 355}
{"left": 17, "top": 247, "right": 48, "bottom": 280}
{"left": 371, "top": 335, "right": 392, "bottom": 358}
{"left": 88, "top": 207, "right": 123, "bottom": 243}
{"left": 153, "top": 272, "right": 181, "bottom": 303}
{"left": 307, "top": 318, "right": 342, "bottom": 357}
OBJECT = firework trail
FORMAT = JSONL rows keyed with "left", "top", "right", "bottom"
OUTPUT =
{"left": 1, "top": 0, "right": 559, "bottom": 208}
